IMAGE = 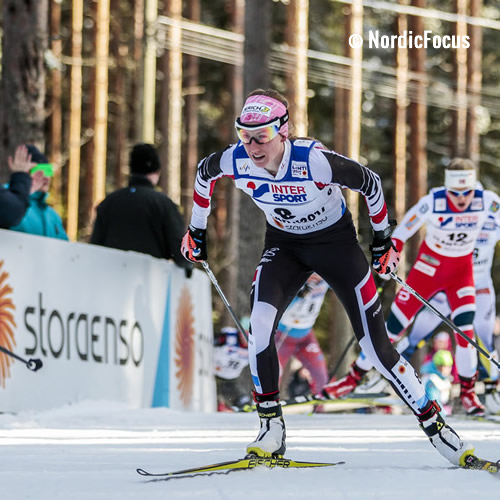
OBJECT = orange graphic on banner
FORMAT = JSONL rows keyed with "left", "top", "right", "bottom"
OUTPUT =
{"left": 174, "top": 286, "right": 195, "bottom": 408}
{"left": 0, "top": 260, "right": 17, "bottom": 388}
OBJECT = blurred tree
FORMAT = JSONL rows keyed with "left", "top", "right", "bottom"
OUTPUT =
{"left": 67, "top": 0, "right": 84, "bottom": 241}
{"left": 407, "top": 0, "right": 428, "bottom": 265}
{"left": 0, "top": 0, "right": 49, "bottom": 178}
{"left": 48, "top": 0, "right": 64, "bottom": 215}
{"left": 235, "top": 0, "right": 271, "bottom": 317}
{"left": 466, "top": 0, "right": 483, "bottom": 165}
{"left": 180, "top": 0, "right": 201, "bottom": 224}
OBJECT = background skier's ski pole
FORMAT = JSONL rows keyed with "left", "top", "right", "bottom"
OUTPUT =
{"left": 201, "top": 261, "right": 248, "bottom": 341}
{"left": 389, "top": 272, "right": 500, "bottom": 369}
{"left": 0, "top": 345, "right": 43, "bottom": 371}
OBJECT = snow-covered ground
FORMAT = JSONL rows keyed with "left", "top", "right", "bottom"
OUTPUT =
{"left": 0, "top": 401, "right": 499, "bottom": 500}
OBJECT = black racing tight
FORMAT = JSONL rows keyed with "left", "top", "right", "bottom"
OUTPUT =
{"left": 248, "top": 211, "right": 428, "bottom": 413}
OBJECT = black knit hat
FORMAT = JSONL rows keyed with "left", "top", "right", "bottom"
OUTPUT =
{"left": 26, "top": 144, "right": 48, "bottom": 164}
{"left": 130, "top": 143, "right": 160, "bottom": 175}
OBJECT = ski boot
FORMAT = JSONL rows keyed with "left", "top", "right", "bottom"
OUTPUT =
{"left": 246, "top": 391, "right": 286, "bottom": 458}
{"left": 459, "top": 373, "right": 485, "bottom": 416}
{"left": 417, "top": 400, "right": 475, "bottom": 466}
{"left": 321, "top": 363, "right": 366, "bottom": 399}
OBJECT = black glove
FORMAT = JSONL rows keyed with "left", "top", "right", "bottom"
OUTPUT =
{"left": 369, "top": 220, "right": 400, "bottom": 275}
{"left": 181, "top": 225, "right": 208, "bottom": 262}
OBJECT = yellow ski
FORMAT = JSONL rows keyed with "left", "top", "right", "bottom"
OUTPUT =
{"left": 137, "top": 454, "right": 344, "bottom": 480}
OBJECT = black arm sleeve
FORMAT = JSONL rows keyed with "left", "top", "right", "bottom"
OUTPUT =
{"left": 0, "top": 172, "right": 31, "bottom": 228}
{"left": 320, "top": 150, "right": 384, "bottom": 212}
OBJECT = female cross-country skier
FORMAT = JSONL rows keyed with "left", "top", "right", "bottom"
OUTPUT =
{"left": 181, "top": 88, "right": 476, "bottom": 467}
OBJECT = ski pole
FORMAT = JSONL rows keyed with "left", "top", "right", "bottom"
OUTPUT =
{"left": 201, "top": 261, "right": 248, "bottom": 341}
{"left": 0, "top": 345, "right": 43, "bottom": 372}
{"left": 328, "top": 335, "right": 356, "bottom": 380}
{"left": 389, "top": 272, "right": 500, "bottom": 369}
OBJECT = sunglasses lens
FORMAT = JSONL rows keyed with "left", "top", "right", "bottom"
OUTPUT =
{"left": 236, "top": 124, "right": 280, "bottom": 144}
{"left": 449, "top": 189, "right": 472, "bottom": 197}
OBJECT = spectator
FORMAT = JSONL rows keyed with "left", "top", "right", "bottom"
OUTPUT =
{"left": 420, "top": 350, "right": 455, "bottom": 416}
{"left": 9, "top": 145, "right": 68, "bottom": 240}
{"left": 90, "top": 143, "right": 193, "bottom": 277}
{"left": 422, "top": 331, "right": 454, "bottom": 365}
{"left": 0, "top": 144, "right": 43, "bottom": 228}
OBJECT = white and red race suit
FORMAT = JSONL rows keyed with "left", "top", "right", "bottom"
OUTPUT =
{"left": 386, "top": 185, "right": 500, "bottom": 378}
{"left": 276, "top": 277, "right": 329, "bottom": 393}
{"left": 400, "top": 215, "right": 500, "bottom": 380}
{"left": 188, "top": 138, "right": 434, "bottom": 414}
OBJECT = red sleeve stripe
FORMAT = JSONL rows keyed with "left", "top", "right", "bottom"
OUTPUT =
{"left": 193, "top": 190, "right": 210, "bottom": 208}
{"left": 209, "top": 180, "right": 217, "bottom": 197}
{"left": 370, "top": 202, "right": 387, "bottom": 224}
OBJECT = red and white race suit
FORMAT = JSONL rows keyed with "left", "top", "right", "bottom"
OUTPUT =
{"left": 373, "top": 185, "right": 500, "bottom": 378}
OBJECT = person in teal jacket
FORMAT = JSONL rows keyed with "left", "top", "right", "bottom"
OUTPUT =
{"left": 420, "top": 350, "right": 455, "bottom": 416}
{"left": 8, "top": 145, "right": 68, "bottom": 241}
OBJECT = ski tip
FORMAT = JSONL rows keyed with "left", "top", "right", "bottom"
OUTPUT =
{"left": 136, "top": 468, "right": 149, "bottom": 476}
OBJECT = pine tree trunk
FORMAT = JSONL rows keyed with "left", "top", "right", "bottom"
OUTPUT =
{"left": 394, "top": 3, "right": 408, "bottom": 277}
{"left": 181, "top": 0, "right": 200, "bottom": 224}
{"left": 236, "top": 0, "right": 271, "bottom": 317}
{"left": 286, "top": 0, "right": 309, "bottom": 137}
{"left": 408, "top": 0, "right": 428, "bottom": 264}
{"left": 0, "top": 0, "right": 49, "bottom": 178}
{"left": 451, "top": 0, "right": 468, "bottom": 157}
{"left": 466, "top": 0, "right": 482, "bottom": 166}
{"left": 67, "top": 0, "right": 84, "bottom": 241}
{"left": 49, "top": 0, "right": 64, "bottom": 215}
{"left": 219, "top": 0, "right": 244, "bottom": 327}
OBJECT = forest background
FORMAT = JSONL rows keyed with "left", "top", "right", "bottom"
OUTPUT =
{"left": 1, "top": 0, "right": 499, "bottom": 376}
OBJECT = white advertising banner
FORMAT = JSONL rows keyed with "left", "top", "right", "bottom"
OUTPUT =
{"left": 0, "top": 230, "right": 215, "bottom": 412}
{"left": 151, "top": 265, "right": 215, "bottom": 411}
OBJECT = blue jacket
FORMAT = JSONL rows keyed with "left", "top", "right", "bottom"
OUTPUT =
{"left": 420, "top": 360, "right": 452, "bottom": 408}
{"left": 9, "top": 190, "right": 68, "bottom": 240}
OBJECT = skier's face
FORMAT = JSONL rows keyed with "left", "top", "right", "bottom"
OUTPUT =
{"left": 242, "top": 132, "right": 286, "bottom": 173}
{"left": 446, "top": 188, "right": 474, "bottom": 211}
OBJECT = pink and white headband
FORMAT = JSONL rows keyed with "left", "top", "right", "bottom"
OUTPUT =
{"left": 238, "top": 95, "right": 289, "bottom": 137}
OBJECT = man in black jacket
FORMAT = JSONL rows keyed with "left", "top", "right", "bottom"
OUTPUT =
{"left": 1, "top": 144, "right": 43, "bottom": 228}
{"left": 90, "top": 143, "right": 193, "bottom": 277}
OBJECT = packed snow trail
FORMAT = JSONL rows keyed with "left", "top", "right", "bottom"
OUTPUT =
{"left": 0, "top": 401, "right": 499, "bottom": 499}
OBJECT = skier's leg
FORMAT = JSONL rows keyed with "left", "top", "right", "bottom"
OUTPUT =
{"left": 246, "top": 245, "right": 310, "bottom": 457}
{"left": 315, "top": 240, "right": 474, "bottom": 465}
{"left": 447, "top": 280, "right": 484, "bottom": 415}
{"left": 294, "top": 330, "right": 328, "bottom": 394}
{"left": 324, "top": 262, "right": 438, "bottom": 398}
{"left": 399, "top": 292, "right": 450, "bottom": 359}
{"left": 275, "top": 333, "right": 297, "bottom": 386}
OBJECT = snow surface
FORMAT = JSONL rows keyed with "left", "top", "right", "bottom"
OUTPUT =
{"left": 1, "top": 401, "right": 499, "bottom": 500}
